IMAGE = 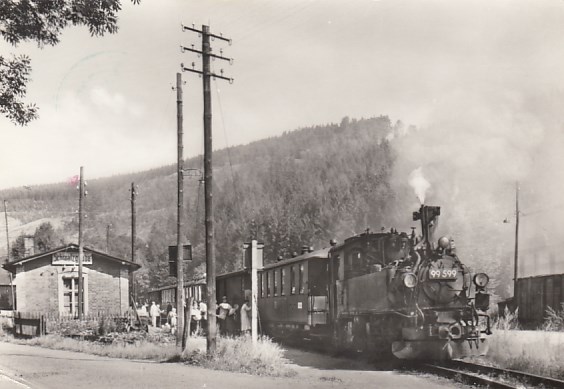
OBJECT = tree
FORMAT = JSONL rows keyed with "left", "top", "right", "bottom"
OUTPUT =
{"left": 10, "top": 233, "right": 27, "bottom": 260}
{"left": 34, "top": 221, "right": 63, "bottom": 253}
{"left": 0, "top": 0, "right": 140, "bottom": 126}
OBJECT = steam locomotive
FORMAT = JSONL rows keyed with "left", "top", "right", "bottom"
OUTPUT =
{"left": 150, "top": 204, "right": 491, "bottom": 360}
{"left": 256, "top": 205, "right": 491, "bottom": 360}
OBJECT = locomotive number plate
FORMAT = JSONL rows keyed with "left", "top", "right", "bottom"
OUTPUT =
{"left": 429, "top": 269, "right": 458, "bottom": 280}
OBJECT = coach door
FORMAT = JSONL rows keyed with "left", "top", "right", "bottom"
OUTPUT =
{"left": 308, "top": 259, "right": 329, "bottom": 326}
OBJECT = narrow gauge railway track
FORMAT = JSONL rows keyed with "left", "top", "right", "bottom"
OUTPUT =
{"left": 419, "top": 360, "right": 564, "bottom": 388}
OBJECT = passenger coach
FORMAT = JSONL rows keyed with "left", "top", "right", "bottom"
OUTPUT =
{"left": 257, "top": 247, "right": 331, "bottom": 340}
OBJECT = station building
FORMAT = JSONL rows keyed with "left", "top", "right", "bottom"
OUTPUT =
{"left": 2, "top": 244, "right": 140, "bottom": 315}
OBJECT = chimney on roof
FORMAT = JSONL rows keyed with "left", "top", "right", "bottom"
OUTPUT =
{"left": 24, "top": 236, "right": 35, "bottom": 257}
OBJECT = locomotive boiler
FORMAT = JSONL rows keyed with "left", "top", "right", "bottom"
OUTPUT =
{"left": 328, "top": 204, "right": 491, "bottom": 359}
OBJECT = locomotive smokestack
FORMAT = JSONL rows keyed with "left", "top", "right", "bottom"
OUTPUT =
{"left": 413, "top": 204, "right": 441, "bottom": 252}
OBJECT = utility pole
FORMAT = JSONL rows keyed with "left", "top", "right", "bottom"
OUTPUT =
{"left": 106, "top": 224, "right": 111, "bottom": 253}
{"left": 176, "top": 72, "right": 185, "bottom": 347}
{"left": 78, "top": 166, "right": 85, "bottom": 319}
{"left": 3, "top": 200, "right": 9, "bottom": 264}
{"left": 131, "top": 182, "right": 137, "bottom": 302}
{"left": 181, "top": 24, "right": 233, "bottom": 353}
{"left": 4, "top": 199, "right": 15, "bottom": 311}
{"left": 514, "top": 182, "right": 520, "bottom": 305}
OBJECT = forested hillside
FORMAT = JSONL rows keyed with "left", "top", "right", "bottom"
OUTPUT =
{"left": 3, "top": 115, "right": 509, "bottom": 298}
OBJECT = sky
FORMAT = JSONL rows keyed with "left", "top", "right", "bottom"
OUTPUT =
{"left": 2, "top": 0, "right": 563, "bottom": 190}
{"left": 1, "top": 0, "right": 564, "bottom": 285}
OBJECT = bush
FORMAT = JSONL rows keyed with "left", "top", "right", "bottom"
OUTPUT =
{"left": 542, "top": 303, "right": 564, "bottom": 331}
{"left": 494, "top": 307, "right": 520, "bottom": 330}
{"left": 182, "top": 335, "right": 295, "bottom": 377}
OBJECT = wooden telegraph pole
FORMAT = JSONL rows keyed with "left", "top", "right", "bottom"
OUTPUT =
{"left": 78, "top": 166, "right": 85, "bottom": 319}
{"left": 4, "top": 200, "right": 15, "bottom": 311}
{"left": 3, "top": 200, "right": 9, "bottom": 264}
{"left": 181, "top": 24, "right": 233, "bottom": 352}
{"left": 131, "top": 182, "right": 137, "bottom": 302}
{"left": 513, "top": 182, "right": 520, "bottom": 304}
{"left": 175, "top": 73, "right": 186, "bottom": 346}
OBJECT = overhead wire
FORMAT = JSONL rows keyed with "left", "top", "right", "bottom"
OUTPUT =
{"left": 212, "top": 71, "right": 246, "bottom": 232}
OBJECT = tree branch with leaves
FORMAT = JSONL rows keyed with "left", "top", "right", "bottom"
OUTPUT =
{"left": 0, "top": 0, "right": 140, "bottom": 126}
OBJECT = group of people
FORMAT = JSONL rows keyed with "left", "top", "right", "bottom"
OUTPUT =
{"left": 137, "top": 296, "right": 252, "bottom": 337}
{"left": 136, "top": 301, "right": 178, "bottom": 332}
{"left": 217, "top": 296, "right": 252, "bottom": 336}
{"left": 188, "top": 300, "right": 208, "bottom": 336}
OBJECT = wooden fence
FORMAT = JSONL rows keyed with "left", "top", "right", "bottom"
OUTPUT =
{"left": 11, "top": 310, "right": 132, "bottom": 338}
{"left": 14, "top": 312, "right": 46, "bottom": 337}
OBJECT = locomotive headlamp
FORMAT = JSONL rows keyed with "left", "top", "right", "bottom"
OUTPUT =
{"left": 403, "top": 272, "right": 418, "bottom": 288}
{"left": 473, "top": 273, "right": 489, "bottom": 288}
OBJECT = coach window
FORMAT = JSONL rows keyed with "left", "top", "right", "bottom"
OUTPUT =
{"left": 281, "top": 267, "right": 286, "bottom": 296}
{"left": 291, "top": 265, "right": 297, "bottom": 295}
{"left": 259, "top": 273, "right": 263, "bottom": 298}
{"left": 274, "top": 269, "right": 279, "bottom": 296}
{"left": 299, "top": 263, "right": 305, "bottom": 294}
{"left": 266, "top": 271, "right": 271, "bottom": 297}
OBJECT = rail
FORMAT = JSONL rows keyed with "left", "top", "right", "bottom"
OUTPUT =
{"left": 420, "top": 360, "right": 564, "bottom": 389}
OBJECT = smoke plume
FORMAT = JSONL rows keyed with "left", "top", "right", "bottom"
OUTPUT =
{"left": 408, "top": 167, "right": 431, "bottom": 204}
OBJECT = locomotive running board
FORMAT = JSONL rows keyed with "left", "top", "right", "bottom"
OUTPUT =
{"left": 392, "top": 338, "right": 489, "bottom": 360}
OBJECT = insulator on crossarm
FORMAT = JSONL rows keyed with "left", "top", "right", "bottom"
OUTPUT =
{"left": 180, "top": 46, "right": 185, "bottom": 53}
{"left": 191, "top": 62, "right": 195, "bottom": 69}
{"left": 229, "top": 78, "right": 234, "bottom": 84}
{"left": 229, "top": 58, "right": 234, "bottom": 65}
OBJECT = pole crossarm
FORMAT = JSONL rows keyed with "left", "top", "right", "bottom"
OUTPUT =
{"left": 182, "top": 24, "right": 232, "bottom": 44}
{"left": 181, "top": 64, "right": 233, "bottom": 83}
{"left": 180, "top": 46, "right": 233, "bottom": 63}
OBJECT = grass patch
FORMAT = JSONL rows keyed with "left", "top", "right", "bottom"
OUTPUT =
{"left": 180, "top": 335, "right": 296, "bottom": 377}
{"left": 1, "top": 332, "right": 295, "bottom": 377}
{"left": 486, "top": 329, "right": 564, "bottom": 380}
{"left": 1, "top": 332, "right": 178, "bottom": 361}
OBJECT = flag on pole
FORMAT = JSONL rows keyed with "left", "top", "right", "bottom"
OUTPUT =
{"left": 68, "top": 175, "right": 79, "bottom": 186}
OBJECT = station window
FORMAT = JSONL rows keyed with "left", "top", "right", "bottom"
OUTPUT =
{"left": 266, "top": 271, "right": 271, "bottom": 297}
{"left": 299, "top": 263, "right": 305, "bottom": 294}
{"left": 281, "top": 268, "right": 286, "bottom": 296}
{"left": 274, "top": 269, "right": 278, "bottom": 296}
{"left": 62, "top": 276, "right": 86, "bottom": 316}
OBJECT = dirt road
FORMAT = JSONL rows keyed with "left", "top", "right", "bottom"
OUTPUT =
{"left": 0, "top": 341, "right": 453, "bottom": 389}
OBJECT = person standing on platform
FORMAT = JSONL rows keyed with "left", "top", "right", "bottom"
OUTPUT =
{"left": 240, "top": 299, "right": 252, "bottom": 335}
{"left": 169, "top": 307, "right": 178, "bottom": 335}
{"left": 199, "top": 300, "right": 208, "bottom": 335}
{"left": 149, "top": 301, "right": 160, "bottom": 327}
{"left": 217, "top": 296, "right": 232, "bottom": 336}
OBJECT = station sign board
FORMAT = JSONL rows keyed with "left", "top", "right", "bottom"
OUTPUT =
{"left": 52, "top": 252, "right": 93, "bottom": 266}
